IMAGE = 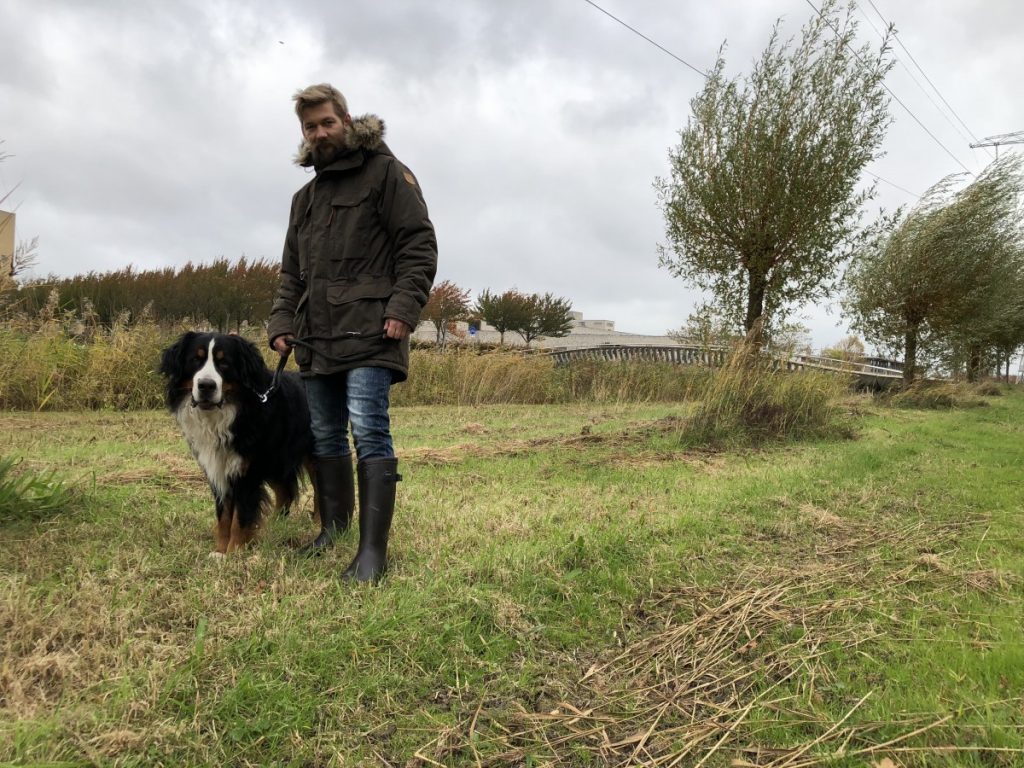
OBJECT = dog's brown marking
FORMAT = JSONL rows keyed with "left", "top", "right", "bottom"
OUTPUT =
{"left": 197, "top": 347, "right": 206, "bottom": 359}
{"left": 305, "top": 456, "right": 320, "bottom": 525}
{"left": 269, "top": 482, "right": 289, "bottom": 515}
{"left": 226, "top": 505, "right": 258, "bottom": 552}
{"left": 214, "top": 504, "right": 232, "bottom": 553}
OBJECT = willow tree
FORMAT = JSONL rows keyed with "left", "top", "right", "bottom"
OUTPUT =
{"left": 656, "top": 0, "right": 893, "bottom": 341}
{"left": 845, "top": 155, "right": 1024, "bottom": 383}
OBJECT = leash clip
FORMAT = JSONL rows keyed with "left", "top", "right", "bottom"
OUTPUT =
{"left": 257, "top": 348, "right": 292, "bottom": 404}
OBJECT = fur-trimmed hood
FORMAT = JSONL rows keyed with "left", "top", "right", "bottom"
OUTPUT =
{"left": 294, "top": 114, "right": 386, "bottom": 168}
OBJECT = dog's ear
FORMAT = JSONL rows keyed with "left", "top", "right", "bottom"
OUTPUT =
{"left": 234, "top": 336, "right": 270, "bottom": 385}
{"left": 159, "top": 332, "right": 197, "bottom": 379}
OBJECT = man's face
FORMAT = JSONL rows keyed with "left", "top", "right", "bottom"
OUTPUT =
{"left": 301, "top": 102, "right": 349, "bottom": 167}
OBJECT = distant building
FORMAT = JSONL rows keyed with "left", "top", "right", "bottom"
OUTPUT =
{"left": 413, "top": 310, "right": 680, "bottom": 349}
{"left": 0, "top": 210, "right": 14, "bottom": 265}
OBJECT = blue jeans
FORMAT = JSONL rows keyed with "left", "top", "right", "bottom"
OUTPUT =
{"left": 304, "top": 367, "right": 395, "bottom": 461}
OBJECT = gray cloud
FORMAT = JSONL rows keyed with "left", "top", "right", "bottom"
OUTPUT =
{"left": 2, "top": 0, "right": 1021, "bottom": 347}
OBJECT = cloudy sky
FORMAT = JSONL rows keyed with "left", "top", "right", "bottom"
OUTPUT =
{"left": 2, "top": 0, "right": 1021, "bottom": 348}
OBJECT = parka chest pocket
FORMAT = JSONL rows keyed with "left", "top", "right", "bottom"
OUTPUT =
{"left": 328, "top": 189, "right": 375, "bottom": 264}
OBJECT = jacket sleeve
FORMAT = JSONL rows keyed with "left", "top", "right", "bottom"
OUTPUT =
{"left": 267, "top": 192, "right": 306, "bottom": 346}
{"left": 379, "top": 159, "right": 438, "bottom": 328}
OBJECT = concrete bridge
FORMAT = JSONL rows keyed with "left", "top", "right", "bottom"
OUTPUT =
{"left": 545, "top": 345, "right": 904, "bottom": 390}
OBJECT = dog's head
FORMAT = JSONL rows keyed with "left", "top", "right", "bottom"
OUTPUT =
{"left": 159, "top": 332, "right": 270, "bottom": 411}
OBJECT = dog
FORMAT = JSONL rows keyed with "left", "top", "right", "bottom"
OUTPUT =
{"left": 159, "top": 332, "right": 316, "bottom": 555}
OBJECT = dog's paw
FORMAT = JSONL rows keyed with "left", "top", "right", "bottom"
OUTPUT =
{"left": 208, "top": 551, "right": 226, "bottom": 560}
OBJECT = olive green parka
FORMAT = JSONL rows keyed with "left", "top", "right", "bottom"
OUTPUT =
{"left": 267, "top": 115, "right": 437, "bottom": 382}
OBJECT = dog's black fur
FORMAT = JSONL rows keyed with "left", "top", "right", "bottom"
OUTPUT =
{"left": 159, "top": 332, "right": 315, "bottom": 553}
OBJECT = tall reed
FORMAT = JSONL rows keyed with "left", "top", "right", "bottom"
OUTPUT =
{"left": 0, "top": 320, "right": 846, "bottom": 413}
{"left": 684, "top": 342, "right": 846, "bottom": 445}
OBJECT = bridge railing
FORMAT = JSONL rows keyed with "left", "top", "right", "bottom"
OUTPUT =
{"left": 545, "top": 344, "right": 731, "bottom": 367}
{"left": 545, "top": 345, "right": 905, "bottom": 382}
{"left": 786, "top": 355, "right": 903, "bottom": 379}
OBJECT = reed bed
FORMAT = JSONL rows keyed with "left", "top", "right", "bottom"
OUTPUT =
{"left": 0, "top": 323, "right": 757, "bottom": 411}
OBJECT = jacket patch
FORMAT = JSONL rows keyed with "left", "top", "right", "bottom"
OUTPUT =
{"left": 402, "top": 170, "right": 417, "bottom": 187}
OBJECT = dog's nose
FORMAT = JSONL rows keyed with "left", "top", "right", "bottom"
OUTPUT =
{"left": 196, "top": 379, "right": 217, "bottom": 397}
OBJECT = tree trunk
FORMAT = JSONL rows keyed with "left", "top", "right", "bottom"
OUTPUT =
{"left": 745, "top": 271, "right": 766, "bottom": 336}
{"left": 903, "top": 325, "right": 918, "bottom": 385}
{"left": 966, "top": 344, "right": 982, "bottom": 383}
{"left": 742, "top": 270, "right": 768, "bottom": 361}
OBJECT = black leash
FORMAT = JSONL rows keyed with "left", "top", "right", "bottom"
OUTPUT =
{"left": 256, "top": 332, "right": 388, "bottom": 404}
{"left": 257, "top": 350, "right": 292, "bottom": 404}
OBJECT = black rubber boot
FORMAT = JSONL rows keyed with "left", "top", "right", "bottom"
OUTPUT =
{"left": 299, "top": 455, "right": 354, "bottom": 556}
{"left": 342, "top": 457, "right": 401, "bottom": 583}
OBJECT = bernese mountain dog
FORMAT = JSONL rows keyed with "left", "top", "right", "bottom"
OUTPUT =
{"left": 159, "top": 331, "right": 316, "bottom": 555}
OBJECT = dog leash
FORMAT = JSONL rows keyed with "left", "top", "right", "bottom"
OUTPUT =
{"left": 257, "top": 348, "right": 293, "bottom": 404}
{"left": 256, "top": 332, "right": 388, "bottom": 403}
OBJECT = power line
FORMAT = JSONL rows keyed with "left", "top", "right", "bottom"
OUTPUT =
{"left": 865, "top": 171, "right": 920, "bottom": 199}
{"left": 581, "top": 1, "right": 923, "bottom": 201}
{"left": 803, "top": 0, "right": 974, "bottom": 175}
{"left": 855, "top": 6, "right": 981, "bottom": 154}
{"left": 866, "top": 0, "right": 990, "bottom": 156}
{"left": 580, "top": 0, "right": 708, "bottom": 79}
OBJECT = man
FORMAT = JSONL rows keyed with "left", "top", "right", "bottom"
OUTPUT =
{"left": 268, "top": 83, "right": 437, "bottom": 582}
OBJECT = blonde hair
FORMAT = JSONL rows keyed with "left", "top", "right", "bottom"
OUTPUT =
{"left": 293, "top": 83, "right": 349, "bottom": 120}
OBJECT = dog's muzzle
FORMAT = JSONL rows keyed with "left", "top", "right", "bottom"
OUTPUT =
{"left": 192, "top": 378, "right": 223, "bottom": 410}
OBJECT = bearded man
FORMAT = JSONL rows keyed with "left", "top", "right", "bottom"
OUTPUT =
{"left": 268, "top": 83, "right": 437, "bottom": 582}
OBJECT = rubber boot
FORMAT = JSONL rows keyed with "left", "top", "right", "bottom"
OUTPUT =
{"left": 299, "top": 455, "right": 354, "bottom": 556}
{"left": 342, "top": 457, "right": 401, "bottom": 583}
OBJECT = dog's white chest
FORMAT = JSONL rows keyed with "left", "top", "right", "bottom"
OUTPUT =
{"left": 175, "top": 402, "right": 244, "bottom": 501}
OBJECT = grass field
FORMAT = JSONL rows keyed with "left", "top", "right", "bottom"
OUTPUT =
{"left": 1, "top": 391, "right": 1022, "bottom": 766}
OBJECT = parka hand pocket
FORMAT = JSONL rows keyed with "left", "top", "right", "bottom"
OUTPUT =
{"left": 326, "top": 277, "right": 393, "bottom": 337}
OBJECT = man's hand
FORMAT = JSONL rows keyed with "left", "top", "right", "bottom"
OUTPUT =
{"left": 272, "top": 334, "right": 294, "bottom": 356}
{"left": 383, "top": 319, "right": 411, "bottom": 340}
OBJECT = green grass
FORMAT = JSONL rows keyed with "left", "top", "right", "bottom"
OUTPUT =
{"left": 1, "top": 392, "right": 1022, "bottom": 766}
{"left": 0, "top": 455, "right": 74, "bottom": 524}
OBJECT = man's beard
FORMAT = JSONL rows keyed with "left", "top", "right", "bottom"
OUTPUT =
{"left": 310, "top": 135, "right": 346, "bottom": 167}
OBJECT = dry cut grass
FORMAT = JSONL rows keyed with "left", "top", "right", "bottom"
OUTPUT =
{"left": 414, "top": 511, "right": 1020, "bottom": 767}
